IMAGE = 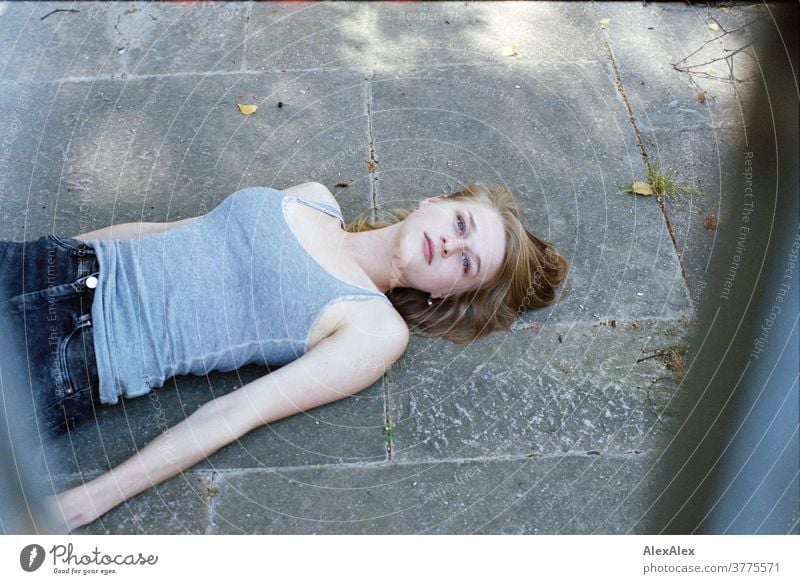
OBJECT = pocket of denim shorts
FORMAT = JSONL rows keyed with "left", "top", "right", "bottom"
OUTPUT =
{"left": 6, "top": 282, "right": 97, "bottom": 404}
{"left": 59, "top": 317, "right": 97, "bottom": 394}
{"left": 5, "top": 281, "right": 80, "bottom": 315}
{"left": 38, "top": 383, "right": 96, "bottom": 435}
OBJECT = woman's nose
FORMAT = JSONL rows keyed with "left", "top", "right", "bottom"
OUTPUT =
{"left": 440, "top": 236, "right": 464, "bottom": 256}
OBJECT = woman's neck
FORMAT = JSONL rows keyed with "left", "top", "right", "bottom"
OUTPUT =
{"left": 341, "top": 222, "right": 407, "bottom": 293}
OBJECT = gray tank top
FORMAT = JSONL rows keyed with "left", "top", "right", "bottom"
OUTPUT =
{"left": 86, "top": 187, "right": 389, "bottom": 405}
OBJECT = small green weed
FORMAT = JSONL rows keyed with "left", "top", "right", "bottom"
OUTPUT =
{"left": 620, "top": 162, "right": 703, "bottom": 198}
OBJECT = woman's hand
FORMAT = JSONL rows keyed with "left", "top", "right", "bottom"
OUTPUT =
{"left": 38, "top": 398, "right": 265, "bottom": 531}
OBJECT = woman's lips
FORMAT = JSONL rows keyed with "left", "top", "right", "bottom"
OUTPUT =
{"left": 424, "top": 233, "right": 433, "bottom": 265}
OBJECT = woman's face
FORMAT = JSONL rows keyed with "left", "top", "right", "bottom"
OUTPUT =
{"left": 392, "top": 196, "right": 506, "bottom": 299}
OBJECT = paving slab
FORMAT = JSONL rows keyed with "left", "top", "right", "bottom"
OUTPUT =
{"left": 0, "top": 2, "right": 123, "bottom": 82}
{"left": 209, "top": 453, "right": 659, "bottom": 534}
{"left": 598, "top": 2, "right": 768, "bottom": 133}
{"left": 247, "top": 1, "right": 607, "bottom": 71}
{"left": 387, "top": 320, "right": 687, "bottom": 462}
{"left": 0, "top": 2, "right": 246, "bottom": 83}
{"left": 0, "top": 70, "right": 373, "bottom": 241}
{"left": 369, "top": 63, "right": 693, "bottom": 326}
{"left": 50, "top": 472, "right": 215, "bottom": 535}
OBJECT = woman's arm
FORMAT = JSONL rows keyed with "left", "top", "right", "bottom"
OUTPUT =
{"left": 47, "top": 305, "right": 409, "bottom": 532}
{"left": 72, "top": 217, "right": 199, "bottom": 241}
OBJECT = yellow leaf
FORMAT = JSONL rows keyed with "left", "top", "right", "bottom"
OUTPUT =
{"left": 708, "top": 22, "right": 719, "bottom": 32}
{"left": 599, "top": 18, "right": 610, "bottom": 28}
{"left": 501, "top": 45, "right": 518, "bottom": 57}
{"left": 631, "top": 181, "right": 654, "bottom": 195}
{"left": 237, "top": 103, "right": 258, "bottom": 115}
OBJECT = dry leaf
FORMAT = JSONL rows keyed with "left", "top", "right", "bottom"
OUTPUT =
{"left": 599, "top": 18, "right": 610, "bottom": 28}
{"left": 631, "top": 181, "right": 654, "bottom": 195}
{"left": 237, "top": 103, "right": 257, "bottom": 115}
{"left": 501, "top": 45, "right": 518, "bottom": 57}
{"left": 708, "top": 22, "right": 720, "bottom": 32}
{"left": 697, "top": 91, "right": 706, "bottom": 103}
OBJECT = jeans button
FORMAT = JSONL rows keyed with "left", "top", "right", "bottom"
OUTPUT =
{"left": 86, "top": 276, "right": 98, "bottom": 289}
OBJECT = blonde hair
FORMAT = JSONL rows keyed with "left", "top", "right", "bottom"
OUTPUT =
{"left": 347, "top": 183, "right": 569, "bottom": 344}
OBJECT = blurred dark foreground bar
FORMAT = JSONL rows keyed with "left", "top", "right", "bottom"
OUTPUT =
{"left": 651, "top": 4, "right": 799, "bottom": 534}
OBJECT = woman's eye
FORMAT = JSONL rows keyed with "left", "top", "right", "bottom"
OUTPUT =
{"left": 457, "top": 216, "right": 466, "bottom": 233}
{"left": 462, "top": 255, "right": 471, "bottom": 273}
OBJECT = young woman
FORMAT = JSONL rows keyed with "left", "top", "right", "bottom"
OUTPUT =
{"left": 1, "top": 181, "right": 567, "bottom": 531}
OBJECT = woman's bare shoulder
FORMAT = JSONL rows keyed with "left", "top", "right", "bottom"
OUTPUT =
{"left": 338, "top": 297, "right": 409, "bottom": 344}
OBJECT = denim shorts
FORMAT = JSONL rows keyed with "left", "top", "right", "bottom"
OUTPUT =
{"left": 0, "top": 234, "right": 101, "bottom": 438}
